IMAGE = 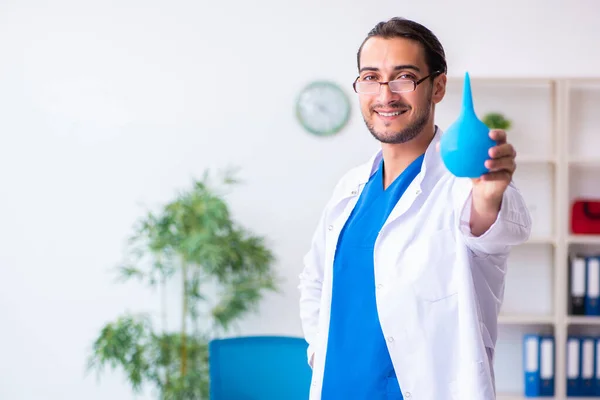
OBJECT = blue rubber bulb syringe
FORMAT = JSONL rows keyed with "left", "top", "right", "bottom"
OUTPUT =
{"left": 440, "top": 72, "right": 496, "bottom": 178}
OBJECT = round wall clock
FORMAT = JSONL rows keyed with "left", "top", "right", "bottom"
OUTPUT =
{"left": 295, "top": 80, "right": 351, "bottom": 137}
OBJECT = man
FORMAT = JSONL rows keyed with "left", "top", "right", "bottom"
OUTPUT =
{"left": 298, "top": 17, "right": 532, "bottom": 400}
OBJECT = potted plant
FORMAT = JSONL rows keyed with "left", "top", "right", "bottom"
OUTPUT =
{"left": 482, "top": 112, "right": 512, "bottom": 130}
{"left": 86, "top": 167, "right": 279, "bottom": 399}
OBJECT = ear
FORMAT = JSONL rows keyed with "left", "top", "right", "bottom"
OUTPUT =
{"left": 432, "top": 74, "right": 446, "bottom": 104}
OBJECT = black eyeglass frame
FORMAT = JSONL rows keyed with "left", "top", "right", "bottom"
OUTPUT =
{"left": 352, "top": 70, "right": 443, "bottom": 94}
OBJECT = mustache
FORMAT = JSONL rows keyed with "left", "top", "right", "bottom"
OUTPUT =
{"left": 371, "top": 103, "right": 411, "bottom": 112}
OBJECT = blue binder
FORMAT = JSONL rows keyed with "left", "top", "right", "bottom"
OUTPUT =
{"left": 581, "top": 336, "right": 596, "bottom": 396}
{"left": 524, "top": 334, "right": 540, "bottom": 396}
{"left": 585, "top": 257, "right": 600, "bottom": 316}
{"left": 567, "top": 336, "right": 582, "bottom": 397}
{"left": 523, "top": 334, "right": 554, "bottom": 397}
{"left": 539, "top": 336, "right": 555, "bottom": 396}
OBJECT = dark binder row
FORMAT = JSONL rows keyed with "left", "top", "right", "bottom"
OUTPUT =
{"left": 569, "top": 254, "right": 600, "bottom": 316}
{"left": 524, "top": 334, "right": 600, "bottom": 397}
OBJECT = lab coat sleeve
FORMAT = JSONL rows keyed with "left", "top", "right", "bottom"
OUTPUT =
{"left": 454, "top": 179, "right": 532, "bottom": 256}
{"left": 298, "top": 204, "right": 328, "bottom": 366}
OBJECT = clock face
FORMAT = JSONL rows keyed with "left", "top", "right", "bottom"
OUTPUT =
{"left": 296, "top": 81, "right": 351, "bottom": 136}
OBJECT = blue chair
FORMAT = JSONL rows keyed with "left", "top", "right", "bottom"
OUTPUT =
{"left": 208, "top": 335, "right": 313, "bottom": 400}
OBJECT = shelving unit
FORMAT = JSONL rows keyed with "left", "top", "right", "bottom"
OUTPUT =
{"left": 438, "top": 76, "right": 600, "bottom": 399}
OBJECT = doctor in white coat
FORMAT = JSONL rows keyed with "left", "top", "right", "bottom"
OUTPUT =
{"left": 298, "top": 17, "right": 532, "bottom": 400}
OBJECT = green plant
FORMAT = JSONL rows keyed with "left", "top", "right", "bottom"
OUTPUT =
{"left": 482, "top": 112, "right": 512, "bottom": 130}
{"left": 87, "top": 167, "right": 278, "bottom": 399}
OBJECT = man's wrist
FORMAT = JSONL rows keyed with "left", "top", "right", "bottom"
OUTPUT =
{"left": 472, "top": 190, "right": 502, "bottom": 217}
{"left": 469, "top": 192, "right": 502, "bottom": 236}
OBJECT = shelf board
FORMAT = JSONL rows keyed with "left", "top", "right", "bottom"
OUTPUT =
{"left": 446, "top": 76, "right": 553, "bottom": 82}
{"left": 518, "top": 155, "right": 556, "bottom": 164}
{"left": 499, "top": 393, "right": 600, "bottom": 400}
{"left": 445, "top": 76, "right": 600, "bottom": 83}
{"left": 568, "top": 235, "right": 600, "bottom": 245}
{"left": 567, "top": 315, "right": 600, "bottom": 325}
{"left": 497, "top": 394, "right": 526, "bottom": 400}
{"left": 568, "top": 158, "right": 600, "bottom": 167}
{"left": 524, "top": 236, "right": 556, "bottom": 245}
{"left": 567, "top": 398, "right": 600, "bottom": 400}
{"left": 499, "top": 394, "right": 600, "bottom": 400}
{"left": 499, "top": 314, "right": 554, "bottom": 325}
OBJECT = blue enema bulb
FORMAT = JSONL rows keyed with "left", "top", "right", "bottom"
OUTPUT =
{"left": 440, "top": 72, "right": 496, "bottom": 178}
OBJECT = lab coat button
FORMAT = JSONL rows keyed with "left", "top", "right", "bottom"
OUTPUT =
{"left": 351, "top": 190, "right": 357, "bottom": 195}
{"left": 405, "top": 392, "right": 411, "bottom": 398}
{"left": 328, "top": 225, "right": 333, "bottom": 231}
{"left": 415, "top": 189, "right": 421, "bottom": 195}
{"left": 377, "top": 284, "right": 383, "bottom": 289}
{"left": 387, "top": 336, "right": 394, "bottom": 342}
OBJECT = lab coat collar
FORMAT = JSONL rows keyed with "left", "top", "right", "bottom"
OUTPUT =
{"left": 355, "top": 125, "right": 446, "bottom": 189}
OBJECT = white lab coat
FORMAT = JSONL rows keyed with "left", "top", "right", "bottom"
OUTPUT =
{"left": 298, "top": 127, "right": 532, "bottom": 400}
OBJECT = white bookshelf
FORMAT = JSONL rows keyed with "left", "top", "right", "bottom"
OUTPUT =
{"left": 437, "top": 76, "right": 600, "bottom": 399}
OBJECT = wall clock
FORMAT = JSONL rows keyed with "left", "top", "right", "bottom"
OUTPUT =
{"left": 295, "top": 80, "right": 351, "bottom": 137}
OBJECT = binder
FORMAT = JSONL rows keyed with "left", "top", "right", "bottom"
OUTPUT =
{"left": 567, "top": 336, "right": 582, "bottom": 396}
{"left": 524, "top": 334, "right": 541, "bottom": 396}
{"left": 523, "top": 334, "right": 554, "bottom": 397}
{"left": 595, "top": 338, "right": 600, "bottom": 396}
{"left": 539, "top": 336, "right": 555, "bottom": 396}
{"left": 585, "top": 257, "right": 600, "bottom": 315}
{"left": 581, "top": 336, "right": 595, "bottom": 395}
{"left": 570, "top": 256, "right": 586, "bottom": 315}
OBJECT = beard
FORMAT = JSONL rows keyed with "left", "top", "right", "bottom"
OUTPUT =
{"left": 364, "top": 92, "right": 432, "bottom": 144}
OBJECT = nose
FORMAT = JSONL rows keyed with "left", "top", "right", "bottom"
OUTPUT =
{"left": 378, "top": 83, "right": 400, "bottom": 104}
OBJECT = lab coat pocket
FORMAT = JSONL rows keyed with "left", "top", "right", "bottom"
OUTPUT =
{"left": 404, "top": 227, "right": 458, "bottom": 302}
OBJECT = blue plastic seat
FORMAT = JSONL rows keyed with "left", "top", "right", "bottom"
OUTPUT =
{"left": 208, "top": 335, "right": 313, "bottom": 400}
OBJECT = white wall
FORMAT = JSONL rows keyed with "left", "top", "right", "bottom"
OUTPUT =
{"left": 0, "top": 0, "right": 599, "bottom": 398}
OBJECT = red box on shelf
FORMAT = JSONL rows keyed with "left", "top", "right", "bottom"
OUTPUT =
{"left": 571, "top": 199, "right": 600, "bottom": 234}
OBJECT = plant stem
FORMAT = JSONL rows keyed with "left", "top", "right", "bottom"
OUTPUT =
{"left": 159, "top": 255, "right": 168, "bottom": 333}
{"left": 161, "top": 266, "right": 169, "bottom": 388}
{"left": 180, "top": 261, "right": 188, "bottom": 379}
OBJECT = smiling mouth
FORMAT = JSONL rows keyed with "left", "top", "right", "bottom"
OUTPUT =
{"left": 375, "top": 110, "right": 408, "bottom": 117}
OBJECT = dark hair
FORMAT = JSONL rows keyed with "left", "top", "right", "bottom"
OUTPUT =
{"left": 357, "top": 17, "right": 447, "bottom": 76}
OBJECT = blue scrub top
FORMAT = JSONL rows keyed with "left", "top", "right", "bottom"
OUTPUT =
{"left": 321, "top": 154, "right": 425, "bottom": 400}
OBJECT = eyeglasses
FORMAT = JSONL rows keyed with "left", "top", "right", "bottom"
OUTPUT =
{"left": 353, "top": 71, "right": 442, "bottom": 94}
